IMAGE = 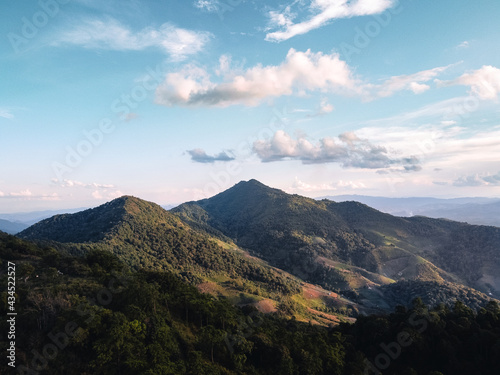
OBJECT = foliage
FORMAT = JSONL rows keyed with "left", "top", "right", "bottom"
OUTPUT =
{"left": 173, "top": 180, "right": 500, "bottom": 300}
{"left": 1, "top": 234, "right": 500, "bottom": 374}
{"left": 18, "top": 196, "right": 301, "bottom": 298}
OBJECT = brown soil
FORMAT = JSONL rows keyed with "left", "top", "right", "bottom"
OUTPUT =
{"left": 252, "top": 299, "right": 277, "bottom": 313}
{"left": 196, "top": 282, "right": 219, "bottom": 296}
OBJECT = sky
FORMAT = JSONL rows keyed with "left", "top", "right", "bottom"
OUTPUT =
{"left": 1, "top": 0, "right": 500, "bottom": 213}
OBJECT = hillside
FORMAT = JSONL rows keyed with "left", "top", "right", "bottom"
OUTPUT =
{"left": 173, "top": 180, "right": 500, "bottom": 300}
{"left": 19, "top": 196, "right": 301, "bottom": 299}
{"left": 18, "top": 196, "right": 365, "bottom": 322}
{"left": 18, "top": 182, "right": 500, "bottom": 315}
{"left": 2, "top": 232, "right": 500, "bottom": 375}
{"left": 418, "top": 201, "right": 500, "bottom": 227}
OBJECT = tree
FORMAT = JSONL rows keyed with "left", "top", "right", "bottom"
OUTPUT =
{"left": 200, "top": 325, "right": 227, "bottom": 363}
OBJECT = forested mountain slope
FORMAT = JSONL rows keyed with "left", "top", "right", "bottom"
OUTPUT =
{"left": 18, "top": 196, "right": 301, "bottom": 301}
{"left": 173, "top": 180, "right": 500, "bottom": 298}
{"left": 2, "top": 231, "right": 500, "bottom": 375}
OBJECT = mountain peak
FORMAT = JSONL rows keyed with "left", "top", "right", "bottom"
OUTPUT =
{"left": 223, "top": 179, "right": 284, "bottom": 197}
{"left": 244, "top": 178, "right": 266, "bottom": 186}
{"left": 233, "top": 179, "right": 270, "bottom": 189}
{"left": 18, "top": 195, "right": 172, "bottom": 243}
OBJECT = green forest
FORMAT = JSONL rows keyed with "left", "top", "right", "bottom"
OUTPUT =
{"left": 1, "top": 232, "right": 499, "bottom": 375}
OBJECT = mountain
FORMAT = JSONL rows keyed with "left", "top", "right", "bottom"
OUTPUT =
{"left": 19, "top": 195, "right": 351, "bottom": 320}
{"left": 18, "top": 196, "right": 298, "bottom": 293}
{"left": 322, "top": 195, "right": 500, "bottom": 227}
{"left": 0, "top": 218, "right": 28, "bottom": 234}
{"left": 18, "top": 182, "right": 499, "bottom": 315}
{"left": 418, "top": 201, "right": 500, "bottom": 227}
{"left": 173, "top": 180, "right": 500, "bottom": 302}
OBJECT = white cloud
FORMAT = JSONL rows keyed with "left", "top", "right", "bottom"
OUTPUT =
{"left": 278, "top": 124, "right": 500, "bottom": 195}
{"left": 456, "top": 40, "right": 470, "bottom": 49}
{"left": 288, "top": 177, "right": 368, "bottom": 195}
{"left": 194, "top": 0, "right": 220, "bottom": 12}
{"left": 441, "top": 120, "right": 457, "bottom": 126}
{"left": 40, "top": 193, "right": 60, "bottom": 201}
{"left": 290, "top": 178, "right": 338, "bottom": 193}
{"left": 92, "top": 189, "right": 123, "bottom": 200}
{"left": 252, "top": 130, "right": 421, "bottom": 171}
{"left": 365, "top": 65, "right": 451, "bottom": 100}
{"left": 453, "top": 171, "right": 500, "bottom": 187}
{"left": 355, "top": 124, "right": 500, "bottom": 176}
{"left": 0, "top": 108, "right": 14, "bottom": 119}
{"left": 266, "top": 0, "right": 396, "bottom": 42}
{"left": 319, "top": 97, "right": 334, "bottom": 114}
{"left": 52, "top": 179, "right": 115, "bottom": 189}
{"left": 156, "top": 48, "right": 360, "bottom": 107}
{"left": 336, "top": 180, "right": 367, "bottom": 189}
{"left": 9, "top": 189, "right": 33, "bottom": 197}
{"left": 155, "top": 49, "right": 451, "bottom": 107}
{"left": 216, "top": 54, "right": 232, "bottom": 76}
{"left": 0, "top": 190, "right": 59, "bottom": 200}
{"left": 449, "top": 65, "right": 500, "bottom": 100}
{"left": 303, "top": 98, "right": 335, "bottom": 118}
{"left": 51, "top": 18, "right": 211, "bottom": 60}
{"left": 51, "top": 179, "right": 122, "bottom": 201}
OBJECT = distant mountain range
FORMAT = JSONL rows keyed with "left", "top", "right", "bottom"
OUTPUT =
{"left": 4, "top": 193, "right": 498, "bottom": 234}
{"left": 0, "top": 207, "right": 87, "bottom": 234}
{"left": 0, "top": 218, "right": 28, "bottom": 234}
{"left": 18, "top": 180, "right": 499, "bottom": 317}
{"left": 321, "top": 195, "right": 500, "bottom": 227}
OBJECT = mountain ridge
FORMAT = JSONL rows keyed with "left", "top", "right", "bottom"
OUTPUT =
{"left": 173, "top": 180, "right": 500, "bottom": 299}
{"left": 18, "top": 180, "right": 499, "bottom": 315}
{"left": 321, "top": 194, "right": 500, "bottom": 227}
{"left": 0, "top": 218, "right": 28, "bottom": 234}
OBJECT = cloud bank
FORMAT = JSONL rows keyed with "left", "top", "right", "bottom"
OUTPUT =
{"left": 454, "top": 171, "right": 500, "bottom": 187}
{"left": 155, "top": 48, "right": 449, "bottom": 107}
{"left": 252, "top": 130, "right": 421, "bottom": 171}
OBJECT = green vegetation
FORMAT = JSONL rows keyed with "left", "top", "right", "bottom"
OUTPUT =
{"left": 18, "top": 181, "right": 500, "bottom": 315}
{"left": 173, "top": 180, "right": 500, "bottom": 300}
{"left": 19, "top": 196, "right": 301, "bottom": 300}
{"left": 2, "top": 233, "right": 500, "bottom": 374}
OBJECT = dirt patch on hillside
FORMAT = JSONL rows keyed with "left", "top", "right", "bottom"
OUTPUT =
{"left": 196, "top": 282, "right": 220, "bottom": 296}
{"left": 303, "top": 283, "right": 338, "bottom": 300}
{"left": 252, "top": 299, "right": 277, "bottom": 313}
{"left": 307, "top": 308, "right": 356, "bottom": 325}
{"left": 307, "top": 308, "right": 340, "bottom": 324}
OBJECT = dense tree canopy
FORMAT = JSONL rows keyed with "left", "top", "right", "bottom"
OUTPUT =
{"left": 1, "top": 233, "right": 499, "bottom": 374}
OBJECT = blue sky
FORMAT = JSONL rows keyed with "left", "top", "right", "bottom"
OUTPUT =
{"left": 1, "top": 0, "right": 500, "bottom": 213}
